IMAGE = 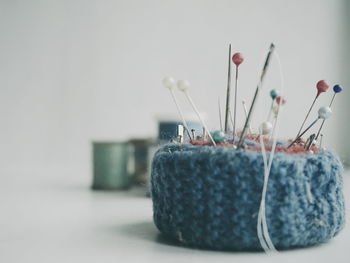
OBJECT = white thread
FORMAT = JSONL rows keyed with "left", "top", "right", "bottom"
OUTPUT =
{"left": 305, "top": 181, "right": 315, "bottom": 204}
{"left": 269, "top": 51, "right": 284, "bottom": 140}
{"left": 265, "top": 50, "right": 285, "bottom": 251}
{"left": 257, "top": 49, "right": 285, "bottom": 253}
{"left": 259, "top": 134, "right": 277, "bottom": 252}
{"left": 258, "top": 134, "right": 272, "bottom": 252}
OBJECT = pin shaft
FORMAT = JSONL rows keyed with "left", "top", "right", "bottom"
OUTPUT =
{"left": 329, "top": 93, "right": 336, "bottom": 107}
{"left": 314, "top": 120, "right": 325, "bottom": 143}
{"left": 314, "top": 92, "right": 336, "bottom": 142}
{"left": 224, "top": 44, "right": 232, "bottom": 132}
{"left": 233, "top": 66, "right": 238, "bottom": 138}
{"left": 295, "top": 94, "right": 318, "bottom": 139}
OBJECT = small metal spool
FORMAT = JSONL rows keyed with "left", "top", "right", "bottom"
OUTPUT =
{"left": 177, "top": 125, "right": 184, "bottom": 143}
{"left": 92, "top": 141, "right": 130, "bottom": 190}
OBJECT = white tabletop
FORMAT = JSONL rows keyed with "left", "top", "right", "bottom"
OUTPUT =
{"left": 0, "top": 170, "right": 349, "bottom": 263}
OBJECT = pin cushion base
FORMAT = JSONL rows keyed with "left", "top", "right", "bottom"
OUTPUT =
{"left": 151, "top": 143, "right": 345, "bottom": 251}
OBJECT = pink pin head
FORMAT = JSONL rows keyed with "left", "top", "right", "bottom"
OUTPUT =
{"left": 276, "top": 96, "right": 286, "bottom": 105}
{"left": 232, "top": 53, "right": 244, "bottom": 66}
{"left": 316, "top": 80, "right": 329, "bottom": 96}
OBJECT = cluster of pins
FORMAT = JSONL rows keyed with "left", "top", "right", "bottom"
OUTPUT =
{"left": 163, "top": 43, "right": 343, "bottom": 153}
{"left": 162, "top": 44, "right": 344, "bottom": 254}
{"left": 287, "top": 81, "right": 342, "bottom": 152}
{"left": 162, "top": 77, "right": 216, "bottom": 146}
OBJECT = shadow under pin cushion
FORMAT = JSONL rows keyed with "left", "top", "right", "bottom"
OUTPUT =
{"left": 150, "top": 142, "right": 345, "bottom": 251}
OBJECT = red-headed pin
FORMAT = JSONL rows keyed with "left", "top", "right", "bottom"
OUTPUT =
{"left": 294, "top": 80, "right": 329, "bottom": 140}
{"left": 269, "top": 95, "right": 286, "bottom": 141}
{"left": 316, "top": 80, "right": 329, "bottom": 97}
{"left": 267, "top": 89, "right": 280, "bottom": 121}
{"left": 232, "top": 52, "right": 244, "bottom": 138}
{"left": 232, "top": 53, "right": 244, "bottom": 66}
{"left": 272, "top": 96, "right": 286, "bottom": 117}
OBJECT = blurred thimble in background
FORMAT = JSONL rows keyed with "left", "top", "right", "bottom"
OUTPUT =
{"left": 92, "top": 141, "right": 130, "bottom": 190}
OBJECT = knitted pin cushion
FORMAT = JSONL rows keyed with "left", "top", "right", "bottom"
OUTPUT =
{"left": 151, "top": 143, "right": 345, "bottom": 251}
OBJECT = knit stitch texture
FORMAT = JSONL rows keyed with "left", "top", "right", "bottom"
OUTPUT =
{"left": 151, "top": 143, "right": 345, "bottom": 251}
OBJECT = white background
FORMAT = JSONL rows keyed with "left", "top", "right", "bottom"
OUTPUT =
{"left": 0, "top": 0, "right": 349, "bottom": 176}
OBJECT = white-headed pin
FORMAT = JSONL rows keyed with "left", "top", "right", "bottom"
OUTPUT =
{"left": 163, "top": 77, "right": 193, "bottom": 140}
{"left": 177, "top": 80, "right": 216, "bottom": 146}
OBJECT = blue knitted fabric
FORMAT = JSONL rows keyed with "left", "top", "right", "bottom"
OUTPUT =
{"left": 151, "top": 143, "right": 345, "bottom": 251}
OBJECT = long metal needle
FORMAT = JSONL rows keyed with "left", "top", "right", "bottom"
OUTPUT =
{"left": 237, "top": 43, "right": 275, "bottom": 148}
{"left": 224, "top": 44, "right": 232, "bottom": 132}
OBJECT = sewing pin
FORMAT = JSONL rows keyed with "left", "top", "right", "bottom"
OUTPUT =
{"left": 314, "top": 84, "right": 343, "bottom": 142}
{"left": 267, "top": 89, "right": 279, "bottom": 121}
{"left": 288, "top": 106, "right": 332, "bottom": 148}
{"left": 294, "top": 80, "right": 329, "bottom": 139}
{"left": 269, "top": 96, "right": 286, "bottom": 141}
{"left": 163, "top": 77, "right": 193, "bottom": 140}
{"left": 272, "top": 96, "right": 286, "bottom": 117}
{"left": 232, "top": 52, "right": 244, "bottom": 138}
{"left": 177, "top": 80, "right": 216, "bottom": 146}
{"left": 224, "top": 44, "right": 232, "bottom": 133}
{"left": 237, "top": 43, "right": 275, "bottom": 148}
{"left": 260, "top": 121, "right": 273, "bottom": 136}
{"left": 229, "top": 109, "right": 235, "bottom": 134}
{"left": 212, "top": 130, "right": 226, "bottom": 143}
{"left": 191, "top": 129, "right": 196, "bottom": 140}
